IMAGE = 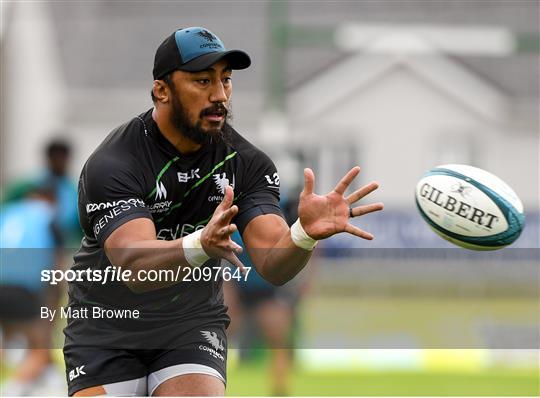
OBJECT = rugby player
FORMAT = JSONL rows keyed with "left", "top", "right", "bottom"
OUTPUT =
{"left": 63, "top": 27, "right": 383, "bottom": 396}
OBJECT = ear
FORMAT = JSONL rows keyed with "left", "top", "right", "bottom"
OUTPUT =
{"left": 152, "top": 80, "right": 170, "bottom": 103}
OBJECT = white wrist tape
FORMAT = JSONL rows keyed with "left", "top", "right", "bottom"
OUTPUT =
{"left": 182, "top": 229, "right": 210, "bottom": 268}
{"left": 290, "top": 219, "right": 318, "bottom": 251}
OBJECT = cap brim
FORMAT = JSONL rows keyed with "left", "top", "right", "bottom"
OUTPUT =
{"left": 178, "top": 50, "right": 251, "bottom": 72}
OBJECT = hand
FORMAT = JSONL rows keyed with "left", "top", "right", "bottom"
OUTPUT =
{"left": 200, "top": 186, "right": 246, "bottom": 273}
{"left": 298, "top": 166, "right": 383, "bottom": 240}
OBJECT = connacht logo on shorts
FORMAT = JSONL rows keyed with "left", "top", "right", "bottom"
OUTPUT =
{"left": 155, "top": 181, "right": 167, "bottom": 200}
{"left": 212, "top": 173, "right": 235, "bottom": 195}
{"left": 201, "top": 331, "right": 224, "bottom": 351}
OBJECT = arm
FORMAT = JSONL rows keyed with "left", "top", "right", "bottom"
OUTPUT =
{"left": 105, "top": 186, "right": 244, "bottom": 293}
{"left": 242, "top": 167, "right": 383, "bottom": 286}
{"left": 242, "top": 214, "right": 309, "bottom": 285}
{"left": 104, "top": 218, "right": 187, "bottom": 293}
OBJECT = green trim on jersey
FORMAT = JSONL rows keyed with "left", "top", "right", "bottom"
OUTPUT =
{"left": 146, "top": 156, "right": 180, "bottom": 200}
{"left": 155, "top": 151, "right": 238, "bottom": 222}
{"left": 186, "top": 151, "right": 238, "bottom": 195}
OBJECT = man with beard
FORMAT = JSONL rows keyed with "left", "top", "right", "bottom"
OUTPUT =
{"left": 63, "top": 27, "right": 383, "bottom": 396}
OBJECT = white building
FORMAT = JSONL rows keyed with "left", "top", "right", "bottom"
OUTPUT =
{"left": 289, "top": 34, "right": 538, "bottom": 210}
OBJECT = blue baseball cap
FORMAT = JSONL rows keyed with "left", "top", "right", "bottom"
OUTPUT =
{"left": 153, "top": 27, "right": 251, "bottom": 79}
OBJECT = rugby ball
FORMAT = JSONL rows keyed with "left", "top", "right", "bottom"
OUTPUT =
{"left": 415, "top": 164, "right": 525, "bottom": 250}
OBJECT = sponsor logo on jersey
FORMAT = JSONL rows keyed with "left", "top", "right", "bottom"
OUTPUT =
{"left": 92, "top": 200, "right": 146, "bottom": 237}
{"left": 155, "top": 181, "right": 167, "bottom": 200}
{"left": 157, "top": 223, "right": 205, "bottom": 240}
{"left": 149, "top": 181, "right": 171, "bottom": 213}
{"left": 148, "top": 201, "right": 172, "bottom": 214}
{"left": 178, "top": 168, "right": 201, "bottom": 183}
{"left": 199, "top": 331, "right": 225, "bottom": 361}
{"left": 86, "top": 198, "right": 145, "bottom": 214}
{"left": 69, "top": 365, "right": 86, "bottom": 381}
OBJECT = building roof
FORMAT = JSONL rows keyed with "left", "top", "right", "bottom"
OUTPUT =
{"left": 46, "top": 1, "right": 538, "bottom": 102}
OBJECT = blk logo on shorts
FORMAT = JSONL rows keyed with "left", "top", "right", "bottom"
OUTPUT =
{"left": 69, "top": 365, "right": 86, "bottom": 381}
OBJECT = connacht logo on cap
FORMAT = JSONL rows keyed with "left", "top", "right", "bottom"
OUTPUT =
{"left": 175, "top": 28, "right": 225, "bottom": 62}
{"left": 197, "top": 30, "right": 216, "bottom": 42}
{"left": 153, "top": 26, "right": 251, "bottom": 79}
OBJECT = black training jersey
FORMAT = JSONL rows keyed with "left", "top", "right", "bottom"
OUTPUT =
{"left": 67, "top": 109, "right": 282, "bottom": 344}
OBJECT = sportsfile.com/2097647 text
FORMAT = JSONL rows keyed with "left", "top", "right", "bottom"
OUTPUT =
{"left": 40, "top": 266, "right": 251, "bottom": 285}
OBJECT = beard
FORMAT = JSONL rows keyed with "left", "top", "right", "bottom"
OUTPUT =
{"left": 170, "top": 93, "right": 232, "bottom": 146}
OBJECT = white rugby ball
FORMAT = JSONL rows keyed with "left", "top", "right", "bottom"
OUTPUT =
{"left": 415, "top": 164, "right": 525, "bottom": 250}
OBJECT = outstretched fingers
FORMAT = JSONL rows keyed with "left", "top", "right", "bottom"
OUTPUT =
{"left": 346, "top": 181, "right": 380, "bottom": 204}
{"left": 224, "top": 252, "right": 247, "bottom": 275}
{"left": 220, "top": 205, "right": 238, "bottom": 225}
{"left": 219, "top": 223, "right": 238, "bottom": 237}
{"left": 302, "top": 168, "right": 315, "bottom": 195}
{"left": 344, "top": 224, "right": 374, "bottom": 240}
{"left": 350, "top": 202, "right": 384, "bottom": 217}
{"left": 228, "top": 239, "right": 243, "bottom": 254}
{"left": 218, "top": 185, "right": 234, "bottom": 210}
{"left": 334, "top": 166, "right": 361, "bottom": 195}
{"left": 215, "top": 186, "right": 238, "bottom": 225}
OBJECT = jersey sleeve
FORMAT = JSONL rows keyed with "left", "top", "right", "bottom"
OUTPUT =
{"left": 234, "top": 151, "right": 284, "bottom": 235}
{"left": 79, "top": 153, "right": 152, "bottom": 247}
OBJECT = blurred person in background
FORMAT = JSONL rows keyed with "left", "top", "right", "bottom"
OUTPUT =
{"left": 0, "top": 182, "right": 66, "bottom": 395}
{"left": 224, "top": 192, "right": 307, "bottom": 396}
{"left": 224, "top": 240, "right": 297, "bottom": 396}
{"left": 2, "top": 137, "right": 80, "bottom": 246}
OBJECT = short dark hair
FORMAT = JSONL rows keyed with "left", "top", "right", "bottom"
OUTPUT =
{"left": 151, "top": 73, "right": 174, "bottom": 102}
{"left": 46, "top": 139, "right": 70, "bottom": 158}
